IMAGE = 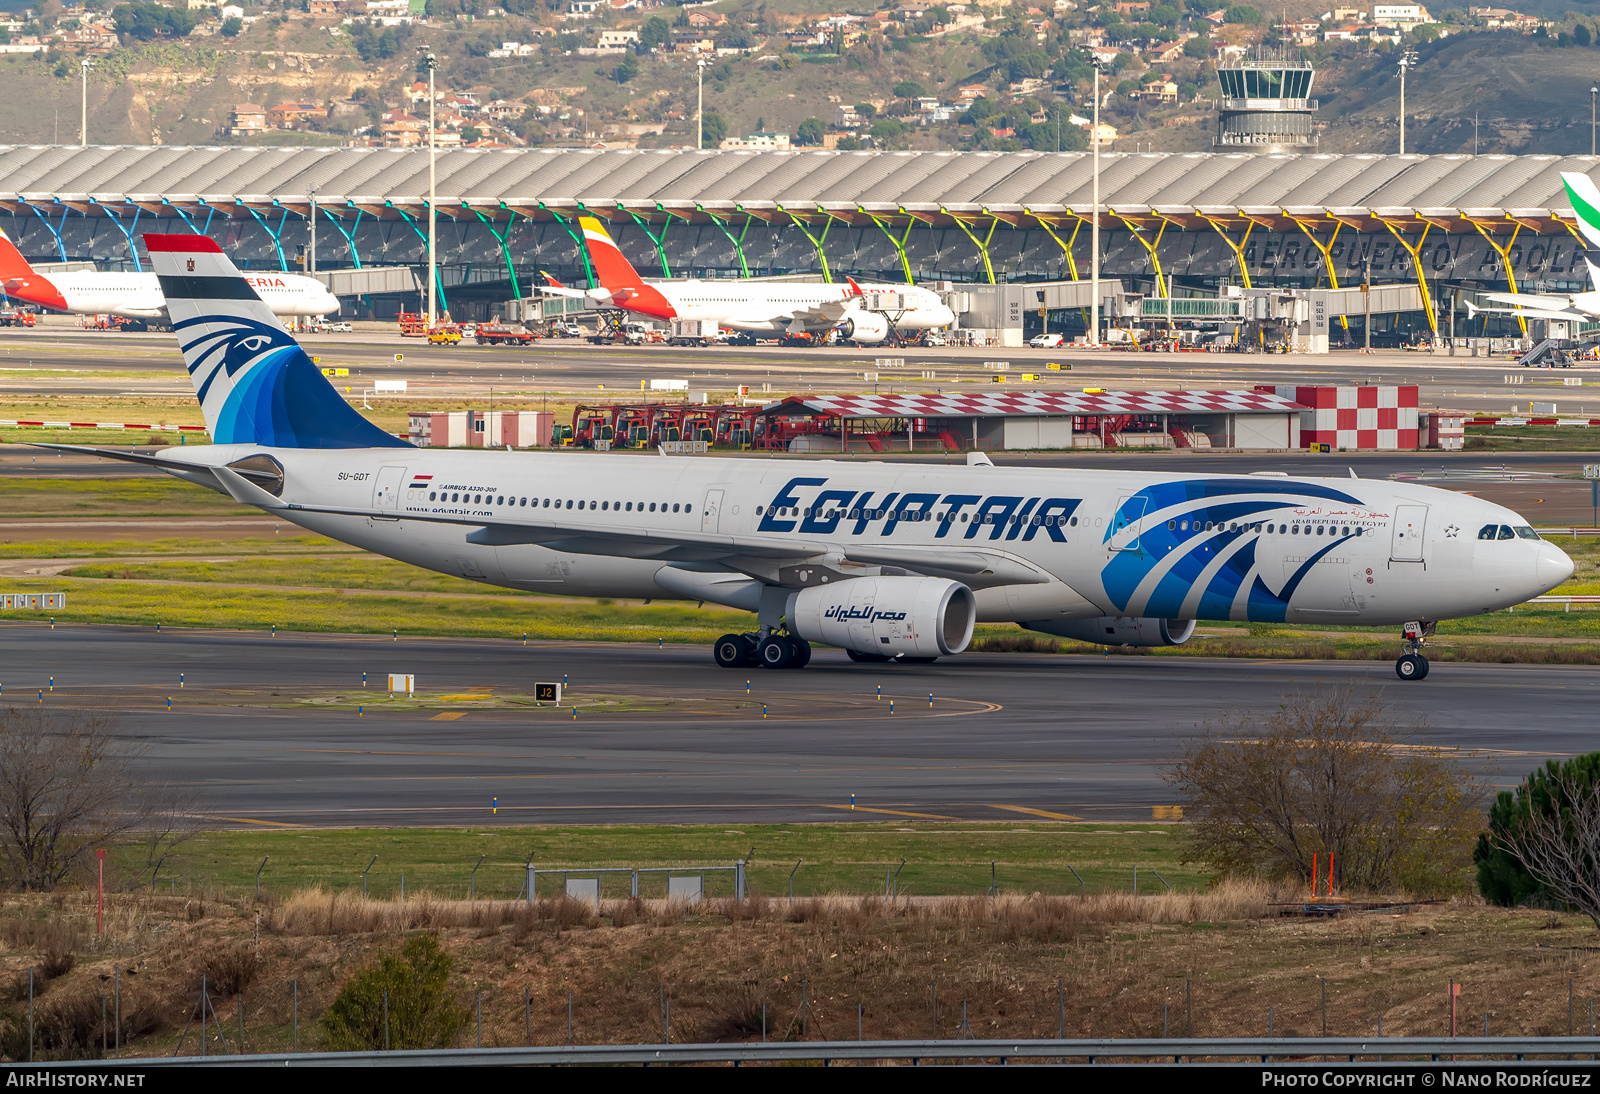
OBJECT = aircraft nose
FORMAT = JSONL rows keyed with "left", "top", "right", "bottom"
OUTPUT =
{"left": 1537, "top": 539, "right": 1576, "bottom": 592}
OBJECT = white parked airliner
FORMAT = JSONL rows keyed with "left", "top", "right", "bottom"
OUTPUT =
{"left": 50, "top": 232, "right": 1574, "bottom": 682}
{"left": 0, "top": 229, "right": 338, "bottom": 322}
{"left": 538, "top": 216, "right": 956, "bottom": 343}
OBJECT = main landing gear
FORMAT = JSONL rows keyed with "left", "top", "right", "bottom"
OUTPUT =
{"left": 1395, "top": 620, "right": 1435, "bottom": 681}
{"left": 714, "top": 632, "right": 811, "bottom": 670}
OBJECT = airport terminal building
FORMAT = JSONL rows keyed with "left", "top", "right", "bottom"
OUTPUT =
{"left": 0, "top": 144, "right": 1594, "bottom": 337}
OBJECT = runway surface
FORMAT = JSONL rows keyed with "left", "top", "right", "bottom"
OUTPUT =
{"left": 1, "top": 623, "right": 1589, "bottom": 827}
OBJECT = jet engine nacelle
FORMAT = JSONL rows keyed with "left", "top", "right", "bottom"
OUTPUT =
{"left": 1023, "top": 616, "right": 1196, "bottom": 647}
{"left": 791, "top": 576, "right": 976, "bottom": 658}
{"left": 839, "top": 311, "right": 891, "bottom": 344}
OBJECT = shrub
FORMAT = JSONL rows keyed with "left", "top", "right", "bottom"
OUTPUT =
{"left": 1167, "top": 687, "right": 1481, "bottom": 895}
{"left": 201, "top": 944, "right": 259, "bottom": 998}
{"left": 320, "top": 934, "right": 467, "bottom": 1051}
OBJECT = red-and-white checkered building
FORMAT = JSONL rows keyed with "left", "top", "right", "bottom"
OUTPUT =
{"left": 1268, "top": 386, "right": 1420, "bottom": 451}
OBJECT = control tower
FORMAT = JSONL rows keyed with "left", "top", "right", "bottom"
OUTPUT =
{"left": 1213, "top": 58, "right": 1318, "bottom": 151}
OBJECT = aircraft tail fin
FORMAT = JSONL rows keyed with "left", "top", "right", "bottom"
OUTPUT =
{"left": 541, "top": 270, "right": 566, "bottom": 289}
{"left": 143, "top": 233, "right": 408, "bottom": 449}
{"left": 1562, "top": 172, "right": 1600, "bottom": 249}
{"left": 0, "top": 228, "right": 37, "bottom": 283}
{"left": 577, "top": 216, "right": 645, "bottom": 290}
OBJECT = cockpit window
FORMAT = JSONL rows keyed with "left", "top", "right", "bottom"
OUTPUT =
{"left": 1478, "top": 524, "right": 1498, "bottom": 540}
{"left": 1498, "top": 525, "right": 1516, "bottom": 540}
{"left": 1515, "top": 526, "right": 1541, "bottom": 540}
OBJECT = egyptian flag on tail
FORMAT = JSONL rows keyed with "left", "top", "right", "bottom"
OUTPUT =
{"left": 144, "top": 233, "right": 407, "bottom": 449}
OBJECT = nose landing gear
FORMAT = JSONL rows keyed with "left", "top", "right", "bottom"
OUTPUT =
{"left": 1395, "top": 620, "right": 1435, "bottom": 681}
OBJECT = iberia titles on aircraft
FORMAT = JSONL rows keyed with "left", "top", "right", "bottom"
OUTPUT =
{"left": 537, "top": 216, "right": 955, "bottom": 343}
{"left": 0, "top": 229, "right": 338, "bottom": 322}
{"left": 48, "top": 233, "right": 1573, "bottom": 682}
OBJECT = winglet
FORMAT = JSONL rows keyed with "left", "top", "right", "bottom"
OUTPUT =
{"left": 846, "top": 276, "right": 865, "bottom": 296}
{"left": 966, "top": 451, "right": 994, "bottom": 467}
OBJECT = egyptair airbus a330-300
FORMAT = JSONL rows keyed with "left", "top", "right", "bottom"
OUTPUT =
{"left": 46, "top": 233, "right": 1574, "bottom": 682}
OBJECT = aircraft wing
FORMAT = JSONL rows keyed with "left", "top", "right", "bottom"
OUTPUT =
{"left": 1468, "top": 302, "right": 1587, "bottom": 323}
{"left": 1482, "top": 292, "right": 1576, "bottom": 310}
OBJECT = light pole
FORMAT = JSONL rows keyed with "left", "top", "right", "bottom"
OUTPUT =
{"left": 1397, "top": 48, "right": 1418, "bottom": 155}
{"left": 308, "top": 185, "right": 317, "bottom": 277}
{"left": 1090, "top": 58, "right": 1105, "bottom": 347}
{"left": 424, "top": 50, "right": 437, "bottom": 328}
{"left": 1591, "top": 87, "right": 1596, "bottom": 156}
{"left": 79, "top": 59, "right": 93, "bottom": 148}
{"left": 696, "top": 56, "right": 707, "bottom": 150}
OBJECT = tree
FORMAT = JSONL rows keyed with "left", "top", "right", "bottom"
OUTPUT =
{"left": 461, "top": 125, "right": 483, "bottom": 143}
{"left": 321, "top": 934, "right": 468, "bottom": 1051}
{"left": 0, "top": 708, "right": 136, "bottom": 892}
{"left": 869, "top": 116, "right": 908, "bottom": 148}
{"left": 221, "top": 15, "right": 242, "bottom": 36}
{"left": 1224, "top": 4, "right": 1263, "bottom": 23}
{"left": 855, "top": 102, "right": 877, "bottom": 119}
{"left": 613, "top": 51, "right": 638, "bottom": 83}
{"left": 112, "top": 1, "right": 196, "bottom": 39}
{"left": 639, "top": 14, "right": 670, "bottom": 50}
{"left": 1165, "top": 687, "right": 1481, "bottom": 895}
{"left": 1576, "top": 21, "right": 1593, "bottom": 46}
{"left": 1183, "top": 34, "right": 1211, "bottom": 58}
{"left": 893, "top": 79, "right": 926, "bottom": 98}
{"left": 700, "top": 110, "right": 727, "bottom": 144}
{"left": 795, "top": 116, "right": 826, "bottom": 145}
{"left": 1477, "top": 752, "right": 1600, "bottom": 912}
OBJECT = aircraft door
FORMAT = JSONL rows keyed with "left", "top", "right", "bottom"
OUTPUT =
{"left": 1390, "top": 505, "right": 1428, "bottom": 563}
{"left": 702, "top": 488, "right": 725, "bottom": 533}
{"left": 372, "top": 465, "right": 406, "bottom": 510}
{"left": 1111, "top": 495, "right": 1149, "bottom": 552}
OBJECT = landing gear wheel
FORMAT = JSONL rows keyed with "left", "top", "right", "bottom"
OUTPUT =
{"left": 739, "top": 633, "right": 761, "bottom": 666}
{"left": 714, "top": 634, "right": 747, "bottom": 669}
{"left": 846, "top": 649, "right": 894, "bottom": 663}
{"left": 789, "top": 637, "right": 812, "bottom": 668}
{"left": 1395, "top": 653, "right": 1429, "bottom": 681}
{"left": 758, "top": 635, "right": 795, "bottom": 669}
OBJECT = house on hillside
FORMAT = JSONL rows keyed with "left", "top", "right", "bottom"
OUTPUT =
{"left": 229, "top": 103, "right": 267, "bottom": 136}
{"left": 267, "top": 102, "right": 328, "bottom": 129}
{"left": 718, "top": 131, "right": 791, "bottom": 150}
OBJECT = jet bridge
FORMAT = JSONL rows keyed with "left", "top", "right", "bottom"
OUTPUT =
{"left": 1108, "top": 283, "right": 1428, "bottom": 353}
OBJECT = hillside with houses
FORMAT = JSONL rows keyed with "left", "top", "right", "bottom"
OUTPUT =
{"left": 0, "top": 0, "right": 1597, "bottom": 155}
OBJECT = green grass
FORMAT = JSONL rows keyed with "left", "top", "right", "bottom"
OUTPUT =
{"left": 0, "top": 536, "right": 354, "bottom": 558}
{"left": 67, "top": 556, "right": 521, "bottom": 594}
{"left": 164, "top": 823, "right": 1197, "bottom": 901}
{"left": 0, "top": 476, "right": 249, "bottom": 517}
{"left": 1467, "top": 425, "right": 1600, "bottom": 451}
{"left": 7, "top": 578, "right": 754, "bottom": 642}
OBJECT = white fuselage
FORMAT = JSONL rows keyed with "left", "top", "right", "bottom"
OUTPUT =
{"left": 568, "top": 278, "right": 957, "bottom": 335}
{"left": 22, "top": 270, "right": 339, "bottom": 320}
{"left": 163, "top": 446, "right": 1571, "bottom": 629}
{"left": 662, "top": 281, "right": 955, "bottom": 334}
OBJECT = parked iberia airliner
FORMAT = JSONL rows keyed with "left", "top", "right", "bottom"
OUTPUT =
{"left": 540, "top": 216, "right": 956, "bottom": 343}
{"left": 49, "top": 233, "right": 1573, "bottom": 682}
{"left": 0, "top": 229, "right": 338, "bottom": 322}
